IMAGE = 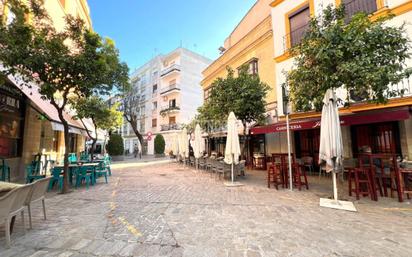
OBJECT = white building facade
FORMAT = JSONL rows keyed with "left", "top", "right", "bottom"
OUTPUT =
{"left": 122, "top": 48, "right": 211, "bottom": 155}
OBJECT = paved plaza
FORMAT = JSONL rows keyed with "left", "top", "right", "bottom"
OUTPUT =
{"left": 1, "top": 162, "right": 412, "bottom": 257}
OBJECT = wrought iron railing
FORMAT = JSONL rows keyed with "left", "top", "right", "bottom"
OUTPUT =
{"left": 160, "top": 64, "right": 181, "bottom": 77}
{"left": 160, "top": 84, "right": 181, "bottom": 95}
{"left": 160, "top": 123, "right": 183, "bottom": 131}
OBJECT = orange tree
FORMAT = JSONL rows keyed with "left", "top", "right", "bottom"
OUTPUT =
{"left": 0, "top": 0, "right": 129, "bottom": 193}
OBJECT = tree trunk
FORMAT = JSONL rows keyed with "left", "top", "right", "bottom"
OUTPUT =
{"left": 58, "top": 111, "right": 71, "bottom": 194}
{"left": 91, "top": 138, "right": 97, "bottom": 160}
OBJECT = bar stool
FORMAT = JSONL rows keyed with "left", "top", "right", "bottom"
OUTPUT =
{"left": 292, "top": 164, "right": 309, "bottom": 191}
{"left": 267, "top": 155, "right": 283, "bottom": 189}
{"left": 348, "top": 167, "right": 374, "bottom": 200}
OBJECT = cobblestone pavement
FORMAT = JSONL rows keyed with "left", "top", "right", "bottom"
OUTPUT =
{"left": 1, "top": 162, "right": 412, "bottom": 257}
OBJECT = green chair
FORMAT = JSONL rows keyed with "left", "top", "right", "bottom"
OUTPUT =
{"left": 80, "top": 152, "right": 90, "bottom": 162}
{"left": 0, "top": 158, "right": 11, "bottom": 182}
{"left": 95, "top": 162, "right": 108, "bottom": 184}
{"left": 76, "top": 166, "right": 94, "bottom": 189}
{"left": 26, "top": 161, "right": 45, "bottom": 184}
{"left": 48, "top": 167, "right": 64, "bottom": 191}
{"left": 68, "top": 153, "right": 78, "bottom": 164}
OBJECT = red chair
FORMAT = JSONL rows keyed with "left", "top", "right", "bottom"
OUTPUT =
{"left": 292, "top": 163, "right": 309, "bottom": 191}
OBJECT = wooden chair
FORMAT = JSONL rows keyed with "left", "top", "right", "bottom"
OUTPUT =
{"left": 292, "top": 163, "right": 309, "bottom": 191}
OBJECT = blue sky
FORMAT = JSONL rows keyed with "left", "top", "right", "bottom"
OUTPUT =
{"left": 88, "top": 0, "right": 256, "bottom": 73}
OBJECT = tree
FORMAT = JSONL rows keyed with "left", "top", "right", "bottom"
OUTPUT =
{"left": 0, "top": 0, "right": 129, "bottom": 193}
{"left": 75, "top": 96, "right": 123, "bottom": 160}
{"left": 154, "top": 134, "right": 165, "bottom": 155}
{"left": 122, "top": 92, "right": 145, "bottom": 149}
{"left": 287, "top": 5, "right": 411, "bottom": 112}
{"left": 106, "top": 133, "right": 124, "bottom": 156}
{"left": 198, "top": 67, "right": 269, "bottom": 159}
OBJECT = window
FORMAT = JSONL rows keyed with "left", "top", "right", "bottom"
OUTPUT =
{"left": 152, "top": 101, "right": 157, "bottom": 111}
{"left": 169, "top": 99, "right": 176, "bottom": 107}
{"left": 152, "top": 84, "right": 158, "bottom": 94}
{"left": 153, "top": 71, "right": 158, "bottom": 78}
{"left": 152, "top": 118, "right": 157, "bottom": 128}
{"left": 288, "top": 5, "right": 311, "bottom": 47}
{"left": 342, "top": 0, "right": 378, "bottom": 20}
{"left": 169, "top": 116, "right": 176, "bottom": 124}
{"left": 0, "top": 82, "right": 25, "bottom": 158}
{"left": 238, "top": 58, "right": 259, "bottom": 76}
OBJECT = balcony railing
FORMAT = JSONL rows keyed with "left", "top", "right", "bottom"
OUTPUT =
{"left": 160, "top": 123, "right": 183, "bottom": 131}
{"left": 281, "top": 23, "right": 309, "bottom": 54}
{"left": 160, "top": 84, "right": 181, "bottom": 95}
{"left": 160, "top": 64, "right": 181, "bottom": 77}
{"left": 160, "top": 105, "right": 180, "bottom": 115}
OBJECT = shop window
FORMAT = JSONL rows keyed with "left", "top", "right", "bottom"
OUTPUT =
{"left": 342, "top": 0, "right": 378, "bottom": 20}
{"left": 288, "top": 5, "right": 311, "bottom": 47}
{"left": 351, "top": 122, "right": 401, "bottom": 156}
{"left": 0, "top": 82, "right": 25, "bottom": 158}
{"left": 68, "top": 133, "right": 77, "bottom": 153}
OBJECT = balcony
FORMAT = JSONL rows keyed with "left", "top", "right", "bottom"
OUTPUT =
{"left": 160, "top": 123, "right": 183, "bottom": 132}
{"left": 160, "top": 64, "right": 181, "bottom": 78}
{"left": 160, "top": 105, "right": 180, "bottom": 116}
{"left": 160, "top": 84, "right": 181, "bottom": 96}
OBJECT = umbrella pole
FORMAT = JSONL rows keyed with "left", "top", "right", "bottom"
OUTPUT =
{"left": 231, "top": 154, "right": 234, "bottom": 183}
{"left": 332, "top": 172, "right": 338, "bottom": 202}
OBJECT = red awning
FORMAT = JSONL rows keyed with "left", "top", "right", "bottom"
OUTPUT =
{"left": 251, "top": 108, "right": 410, "bottom": 135}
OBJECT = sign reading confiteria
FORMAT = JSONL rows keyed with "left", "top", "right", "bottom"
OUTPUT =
{"left": 250, "top": 108, "right": 410, "bottom": 135}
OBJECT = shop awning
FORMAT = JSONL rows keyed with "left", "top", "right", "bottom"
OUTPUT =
{"left": 251, "top": 108, "right": 410, "bottom": 135}
{"left": 7, "top": 74, "right": 86, "bottom": 131}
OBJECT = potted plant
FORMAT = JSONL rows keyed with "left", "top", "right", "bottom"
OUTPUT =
{"left": 106, "top": 133, "right": 124, "bottom": 161}
{"left": 154, "top": 134, "right": 165, "bottom": 158}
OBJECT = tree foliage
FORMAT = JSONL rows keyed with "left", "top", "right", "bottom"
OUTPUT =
{"left": 0, "top": 0, "right": 129, "bottom": 192}
{"left": 287, "top": 5, "right": 411, "bottom": 112}
{"left": 75, "top": 96, "right": 123, "bottom": 158}
{"left": 106, "top": 133, "right": 124, "bottom": 156}
{"left": 198, "top": 67, "right": 269, "bottom": 131}
{"left": 154, "top": 134, "right": 165, "bottom": 155}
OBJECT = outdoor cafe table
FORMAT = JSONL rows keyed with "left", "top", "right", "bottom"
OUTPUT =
{"left": 54, "top": 163, "right": 99, "bottom": 184}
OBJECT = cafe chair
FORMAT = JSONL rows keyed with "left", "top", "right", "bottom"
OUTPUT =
{"left": 25, "top": 177, "right": 51, "bottom": 229}
{"left": 1, "top": 159, "right": 11, "bottom": 182}
{"left": 3, "top": 184, "right": 33, "bottom": 247}
{"left": 268, "top": 156, "right": 283, "bottom": 190}
{"left": 301, "top": 156, "right": 314, "bottom": 175}
{"left": 76, "top": 166, "right": 94, "bottom": 189}
{"left": 48, "top": 167, "right": 64, "bottom": 191}
{"left": 0, "top": 189, "right": 17, "bottom": 248}
{"left": 25, "top": 161, "right": 46, "bottom": 184}
{"left": 95, "top": 162, "right": 108, "bottom": 184}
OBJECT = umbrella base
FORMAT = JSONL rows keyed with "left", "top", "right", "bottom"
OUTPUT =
{"left": 319, "top": 198, "right": 357, "bottom": 212}
{"left": 224, "top": 181, "right": 244, "bottom": 187}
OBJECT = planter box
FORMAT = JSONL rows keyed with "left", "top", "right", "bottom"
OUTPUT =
{"left": 111, "top": 155, "right": 124, "bottom": 162}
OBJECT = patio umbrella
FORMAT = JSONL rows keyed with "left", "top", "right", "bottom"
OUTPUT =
{"left": 181, "top": 127, "right": 189, "bottom": 159}
{"left": 194, "top": 124, "right": 203, "bottom": 169}
{"left": 224, "top": 112, "right": 242, "bottom": 186}
{"left": 319, "top": 89, "right": 356, "bottom": 211}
